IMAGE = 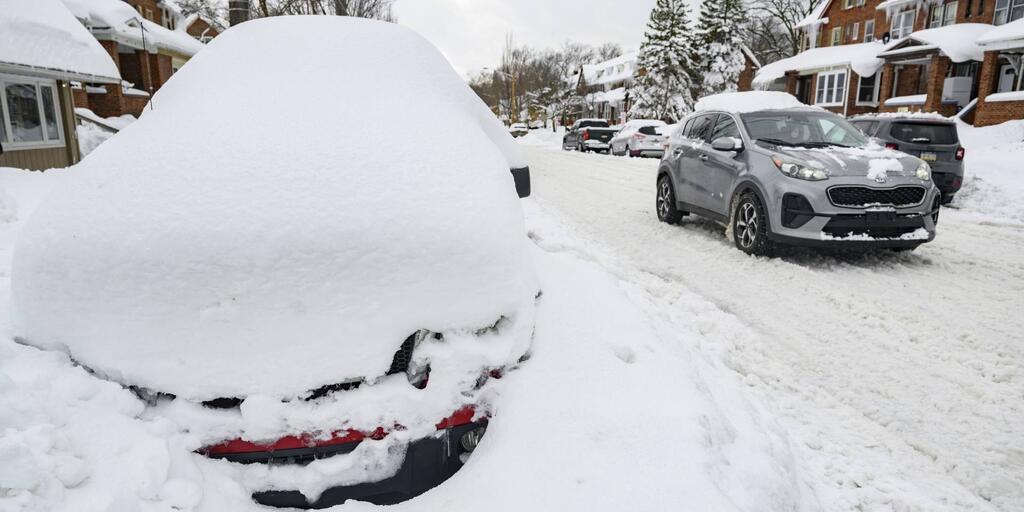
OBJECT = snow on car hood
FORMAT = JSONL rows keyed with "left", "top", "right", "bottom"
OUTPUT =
{"left": 11, "top": 16, "right": 538, "bottom": 401}
{"left": 772, "top": 144, "right": 923, "bottom": 178}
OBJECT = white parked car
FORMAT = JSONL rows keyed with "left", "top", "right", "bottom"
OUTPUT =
{"left": 509, "top": 122, "right": 529, "bottom": 137}
{"left": 609, "top": 119, "right": 668, "bottom": 158}
{"left": 12, "top": 16, "right": 537, "bottom": 509}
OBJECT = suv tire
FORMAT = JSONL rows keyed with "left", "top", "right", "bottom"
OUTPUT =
{"left": 732, "top": 191, "right": 773, "bottom": 256}
{"left": 656, "top": 175, "right": 685, "bottom": 224}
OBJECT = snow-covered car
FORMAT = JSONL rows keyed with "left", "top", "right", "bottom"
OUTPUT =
{"left": 509, "top": 122, "right": 529, "bottom": 137}
{"left": 609, "top": 119, "right": 667, "bottom": 157}
{"left": 11, "top": 16, "right": 539, "bottom": 508}
{"left": 849, "top": 114, "right": 964, "bottom": 205}
{"left": 657, "top": 92, "right": 940, "bottom": 255}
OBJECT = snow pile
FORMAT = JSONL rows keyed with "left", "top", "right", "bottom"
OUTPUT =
{"left": 953, "top": 119, "right": 1024, "bottom": 223}
{"left": 753, "top": 42, "right": 885, "bottom": 87}
{"left": 978, "top": 17, "right": 1024, "bottom": 48}
{"left": 12, "top": 16, "right": 537, "bottom": 402}
{"left": 879, "top": 23, "right": 992, "bottom": 62}
{"left": 851, "top": 111, "right": 949, "bottom": 120}
{"left": 867, "top": 157, "right": 905, "bottom": 181}
{"left": 695, "top": 91, "right": 814, "bottom": 113}
{"left": 0, "top": 0, "right": 120, "bottom": 81}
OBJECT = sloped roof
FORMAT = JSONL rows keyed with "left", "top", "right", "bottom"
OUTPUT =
{"left": 61, "top": 0, "right": 205, "bottom": 57}
{"left": 0, "top": 0, "right": 120, "bottom": 82}
{"left": 878, "top": 23, "right": 991, "bottom": 62}
{"left": 753, "top": 42, "right": 885, "bottom": 86}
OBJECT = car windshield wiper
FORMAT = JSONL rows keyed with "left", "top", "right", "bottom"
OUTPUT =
{"left": 755, "top": 138, "right": 797, "bottom": 147}
{"left": 796, "top": 141, "right": 854, "bottom": 148}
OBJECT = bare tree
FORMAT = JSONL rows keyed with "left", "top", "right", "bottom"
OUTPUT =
{"left": 595, "top": 42, "right": 624, "bottom": 61}
{"left": 248, "top": 0, "right": 396, "bottom": 20}
{"left": 746, "top": 0, "right": 820, "bottom": 62}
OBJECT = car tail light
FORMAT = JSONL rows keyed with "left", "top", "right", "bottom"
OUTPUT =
{"left": 583, "top": 130, "right": 590, "bottom": 141}
{"left": 885, "top": 143, "right": 899, "bottom": 150}
{"left": 955, "top": 146, "right": 965, "bottom": 160}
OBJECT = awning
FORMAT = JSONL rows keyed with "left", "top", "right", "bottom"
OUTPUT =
{"left": 878, "top": 24, "right": 992, "bottom": 63}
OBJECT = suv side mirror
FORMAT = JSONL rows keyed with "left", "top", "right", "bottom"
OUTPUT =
{"left": 711, "top": 137, "right": 743, "bottom": 152}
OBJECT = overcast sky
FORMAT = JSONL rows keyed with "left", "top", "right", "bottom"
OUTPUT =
{"left": 393, "top": 0, "right": 659, "bottom": 77}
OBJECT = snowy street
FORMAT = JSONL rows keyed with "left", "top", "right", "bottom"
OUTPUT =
{"left": 518, "top": 134, "right": 1024, "bottom": 510}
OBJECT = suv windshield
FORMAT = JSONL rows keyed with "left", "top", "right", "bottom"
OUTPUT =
{"left": 740, "top": 110, "right": 868, "bottom": 148}
{"left": 890, "top": 122, "right": 958, "bottom": 144}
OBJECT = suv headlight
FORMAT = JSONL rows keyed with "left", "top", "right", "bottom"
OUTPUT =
{"left": 916, "top": 161, "right": 932, "bottom": 181}
{"left": 772, "top": 155, "right": 828, "bottom": 181}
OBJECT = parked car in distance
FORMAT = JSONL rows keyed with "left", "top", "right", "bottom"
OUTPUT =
{"left": 509, "top": 122, "right": 530, "bottom": 138}
{"left": 610, "top": 119, "right": 668, "bottom": 157}
{"left": 657, "top": 92, "right": 940, "bottom": 256}
{"left": 562, "top": 118, "right": 617, "bottom": 153}
{"left": 849, "top": 114, "right": 964, "bottom": 204}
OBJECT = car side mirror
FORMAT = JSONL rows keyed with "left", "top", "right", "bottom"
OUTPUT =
{"left": 511, "top": 167, "right": 531, "bottom": 198}
{"left": 711, "top": 137, "right": 743, "bottom": 152}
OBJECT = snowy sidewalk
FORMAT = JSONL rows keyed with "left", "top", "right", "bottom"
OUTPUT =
{"left": 519, "top": 139, "right": 1024, "bottom": 511}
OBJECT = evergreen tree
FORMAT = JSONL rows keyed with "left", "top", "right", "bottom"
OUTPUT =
{"left": 631, "top": 0, "right": 697, "bottom": 122}
{"left": 696, "top": 0, "right": 749, "bottom": 96}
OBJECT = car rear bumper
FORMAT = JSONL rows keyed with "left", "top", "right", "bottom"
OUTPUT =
{"left": 583, "top": 140, "right": 610, "bottom": 149}
{"left": 252, "top": 421, "right": 483, "bottom": 509}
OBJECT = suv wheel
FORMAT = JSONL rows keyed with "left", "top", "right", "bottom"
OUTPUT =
{"left": 656, "top": 175, "right": 685, "bottom": 224}
{"left": 732, "top": 192, "right": 773, "bottom": 256}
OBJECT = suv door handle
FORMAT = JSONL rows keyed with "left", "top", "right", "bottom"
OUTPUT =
{"left": 698, "top": 154, "right": 710, "bottom": 161}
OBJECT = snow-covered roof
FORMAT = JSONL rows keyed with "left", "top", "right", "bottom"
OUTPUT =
{"left": 591, "top": 87, "right": 628, "bottom": 104}
{"left": 580, "top": 52, "right": 639, "bottom": 87}
{"left": 879, "top": 23, "right": 992, "bottom": 62}
{"left": 0, "top": 0, "right": 120, "bottom": 82}
{"left": 753, "top": 42, "right": 885, "bottom": 86}
{"left": 740, "top": 44, "right": 762, "bottom": 69}
{"left": 978, "top": 18, "right": 1024, "bottom": 49}
{"left": 695, "top": 91, "right": 818, "bottom": 113}
{"left": 885, "top": 94, "right": 927, "bottom": 106}
{"left": 60, "top": 0, "right": 205, "bottom": 57}
{"left": 796, "top": 0, "right": 831, "bottom": 28}
{"left": 11, "top": 16, "right": 538, "bottom": 401}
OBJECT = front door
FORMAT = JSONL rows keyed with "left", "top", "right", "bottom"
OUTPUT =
{"left": 796, "top": 76, "right": 813, "bottom": 104}
{"left": 998, "top": 64, "right": 1017, "bottom": 93}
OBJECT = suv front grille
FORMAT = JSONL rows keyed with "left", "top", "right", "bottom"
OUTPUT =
{"left": 828, "top": 186, "right": 926, "bottom": 208}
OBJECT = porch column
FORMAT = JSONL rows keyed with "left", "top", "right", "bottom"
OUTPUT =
{"left": 977, "top": 50, "right": 1000, "bottom": 104}
{"left": 136, "top": 50, "right": 155, "bottom": 95}
{"left": 878, "top": 63, "right": 895, "bottom": 109}
{"left": 923, "top": 54, "right": 950, "bottom": 113}
{"left": 785, "top": 71, "right": 799, "bottom": 96}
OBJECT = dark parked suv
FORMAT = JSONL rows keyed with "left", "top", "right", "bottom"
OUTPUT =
{"left": 849, "top": 115, "right": 964, "bottom": 204}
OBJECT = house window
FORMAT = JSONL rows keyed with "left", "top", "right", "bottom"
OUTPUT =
{"left": 994, "top": 0, "right": 1024, "bottom": 24}
{"left": 851, "top": 22, "right": 861, "bottom": 40}
{"left": 930, "top": 1, "right": 959, "bottom": 27}
{"left": 831, "top": 27, "right": 843, "bottom": 46}
{"left": 0, "top": 76, "right": 64, "bottom": 149}
{"left": 163, "top": 8, "right": 176, "bottom": 29}
{"left": 857, "top": 74, "right": 880, "bottom": 105}
{"left": 891, "top": 9, "right": 916, "bottom": 39}
{"left": 864, "top": 20, "right": 875, "bottom": 42}
{"left": 845, "top": 0, "right": 854, "bottom": 8}
{"left": 815, "top": 70, "right": 848, "bottom": 106}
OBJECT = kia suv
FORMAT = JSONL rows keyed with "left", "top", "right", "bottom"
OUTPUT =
{"left": 656, "top": 92, "right": 940, "bottom": 255}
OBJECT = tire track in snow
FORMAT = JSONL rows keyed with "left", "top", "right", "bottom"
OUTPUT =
{"left": 521, "top": 142, "right": 1023, "bottom": 511}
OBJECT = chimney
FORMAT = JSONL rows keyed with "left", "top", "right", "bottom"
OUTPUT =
{"left": 228, "top": 0, "right": 250, "bottom": 26}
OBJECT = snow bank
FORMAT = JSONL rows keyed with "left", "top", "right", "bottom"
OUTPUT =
{"left": 11, "top": 16, "right": 537, "bottom": 402}
{"left": 753, "top": 42, "right": 885, "bottom": 87}
{"left": 695, "top": 91, "right": 814, "bottom": 113}
{"left": 0, "top": 0, "right": 120, "bottom": 81}
{"left": 953, "top": 119, "right": 1024, "bottom": 222}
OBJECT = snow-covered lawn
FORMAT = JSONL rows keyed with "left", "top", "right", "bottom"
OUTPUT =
{"left": 517, "top": 129, "right": 1024, "bottom": 511}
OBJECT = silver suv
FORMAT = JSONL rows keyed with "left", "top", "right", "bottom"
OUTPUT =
{"left": 656, "top": 106, "right": 941, "bottom": 255}
{"left": 849, "top": 115, "right": 964, "bottom": 205}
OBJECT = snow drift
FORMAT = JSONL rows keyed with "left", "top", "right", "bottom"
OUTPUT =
{"left": 11, "top": 16, "right": 537, "bottom": 401}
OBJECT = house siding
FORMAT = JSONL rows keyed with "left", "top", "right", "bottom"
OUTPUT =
{"left": 0, "top": 81, "right": 79, "bottom": 170}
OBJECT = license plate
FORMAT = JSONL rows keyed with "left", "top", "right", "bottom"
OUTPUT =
{"left": 920, "top": 152, "right": 937, "bottom": 162}
{"left": 866, "top": 210, "right": 897, "bottom": 223}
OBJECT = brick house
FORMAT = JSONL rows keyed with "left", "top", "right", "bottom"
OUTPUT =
{"left": 749, "top": 0, "right": 1024, "bottom": 126}
{"left": 572, "top": 52, "right": 640, "bottom": 124}
{"left": 974, "top": 19, "right": 1024, "bottom": 125}
{"left": 0, "top": 0, "right": 121, "bottom": 170}
{"left": 61, "top": 0, "right": 213, "bottom": 118}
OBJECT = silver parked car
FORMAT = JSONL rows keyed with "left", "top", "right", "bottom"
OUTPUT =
{"left": 849, "top": 115, "right": 964, "bottom": 204}
{"left": 657, "top": 105, "right": 941, "bottom": 255}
